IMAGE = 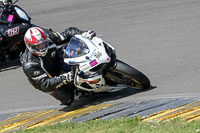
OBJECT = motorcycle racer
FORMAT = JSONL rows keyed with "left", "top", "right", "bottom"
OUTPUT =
{"left": 0, "top": 0, "right": 31, "bottom": 62}
{"left": 0, "top": 0, "right": 12, "bottom": 6}
{"left": 21, "top": 26, "right": 95, "bottom": 105}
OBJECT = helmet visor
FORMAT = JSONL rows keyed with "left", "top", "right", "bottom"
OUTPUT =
{"left": 31, "top": 40, "right": 49, "bottom": 53}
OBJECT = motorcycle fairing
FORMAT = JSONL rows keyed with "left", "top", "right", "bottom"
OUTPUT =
{"left": 64, "top": 35, "right": 111, "bottom": 73}
{"left": 0, "top": 23, "right": 31, "bottom": 49}
{"left": 63, "top": 35, "right": 113, "bottom": 91}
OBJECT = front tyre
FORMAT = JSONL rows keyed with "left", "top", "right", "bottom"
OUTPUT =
{"left": 107, "top": 60, "right": 150, "bottom": 90}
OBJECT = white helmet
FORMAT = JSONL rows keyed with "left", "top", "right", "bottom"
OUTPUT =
{"left": 24, "top": 27, "right": 49, "bottom": 56}
{"left": 1, "top": 0, "right": 12, "bottom": 6}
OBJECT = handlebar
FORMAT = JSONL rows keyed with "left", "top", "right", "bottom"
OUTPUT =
{"left": 0, "top": 19, "right": 11, "bottom": 24}
{"left": 10, "top": 0, "right": 18, "bottom": 7}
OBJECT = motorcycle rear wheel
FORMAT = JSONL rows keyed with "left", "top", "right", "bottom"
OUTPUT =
{"left": 106, "top": 60, "right": 150, "bottom": 90}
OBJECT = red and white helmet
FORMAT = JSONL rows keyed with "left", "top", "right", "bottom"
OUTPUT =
{"left": 24, "top": 27, "right": 49, "bottom": 56}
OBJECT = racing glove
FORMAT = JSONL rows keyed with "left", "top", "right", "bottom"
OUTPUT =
{"left": 82, "top": 31, "right": 96, "bottom": 40}
{"left": 62, "top": 71, "right": 74, "bottom": 84}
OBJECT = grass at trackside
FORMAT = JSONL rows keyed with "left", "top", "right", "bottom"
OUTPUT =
{"left": 16, "top": 117, "right": 200, "bottom": 133}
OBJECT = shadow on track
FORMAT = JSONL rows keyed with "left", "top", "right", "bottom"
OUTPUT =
{"left": 60, "top": 85, "right": 156, "bottom": 112}
{"left": 0, "top": 59, "right": 21, "bottom": 72}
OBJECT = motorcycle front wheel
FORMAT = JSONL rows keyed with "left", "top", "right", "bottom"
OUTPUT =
{"left": 106, "top": 60, "right": 150, "bottom": 90}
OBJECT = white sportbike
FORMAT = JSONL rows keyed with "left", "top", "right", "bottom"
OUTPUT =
{"left": 63, "top": 35, "right": 150, "bottom": 96}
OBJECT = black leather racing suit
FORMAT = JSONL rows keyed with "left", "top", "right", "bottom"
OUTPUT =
{"left": 21, "top": 27, "right": 83, "bottom": 105}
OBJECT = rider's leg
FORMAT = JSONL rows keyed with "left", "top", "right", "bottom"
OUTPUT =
{"left": 49, "top": 84, "right": 74, "bottom": 105}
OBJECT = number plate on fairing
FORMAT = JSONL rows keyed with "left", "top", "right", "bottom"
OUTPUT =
{"left": 90, "top": 60, "right": 98, "bottom": 67}
{"left": 6, "top": 26, "right": 19, "bottom": 37}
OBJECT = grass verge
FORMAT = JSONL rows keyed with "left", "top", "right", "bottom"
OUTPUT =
{"left": 16, "top": 117, "right": 200, "bottom": 133}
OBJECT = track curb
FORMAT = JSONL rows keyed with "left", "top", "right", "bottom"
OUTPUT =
{"left": 0, "top": 98, "right": 199, "bottom": 132}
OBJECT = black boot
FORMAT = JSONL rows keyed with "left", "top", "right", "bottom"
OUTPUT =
{"left": 51, "top": 85, "right": 74, "bottom": 106}
{"left": 0, "top": 55, "right": 6, "bottom": 62}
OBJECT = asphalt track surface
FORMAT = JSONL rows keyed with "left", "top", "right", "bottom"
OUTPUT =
{"left": 0, "top": 0, "right": 200, "bottom": 114}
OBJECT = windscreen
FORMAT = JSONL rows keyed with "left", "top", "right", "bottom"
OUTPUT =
{"left": 63, "top": 37, "right": 90, "bottom": 58}
{"left": 14, "top": 6, "right": 29, "bottom": 21}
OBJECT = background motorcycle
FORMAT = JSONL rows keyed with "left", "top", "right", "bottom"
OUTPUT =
{"left": 63, "top": 35, "right": 150, "bottom": 98}
{"left": 0, "top": 0, "right": 31, "bottom": 62}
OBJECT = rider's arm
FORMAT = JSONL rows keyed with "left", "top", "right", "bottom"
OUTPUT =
{"left": 48, "top": 27, "right": 84, "bottom": 45}
{"left": 23, "top": 63, "right": 67, "bottom": 92}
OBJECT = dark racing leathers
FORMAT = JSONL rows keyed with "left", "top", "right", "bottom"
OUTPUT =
{"left": 21, "top": 27, "right": 83, "bottom": 105}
